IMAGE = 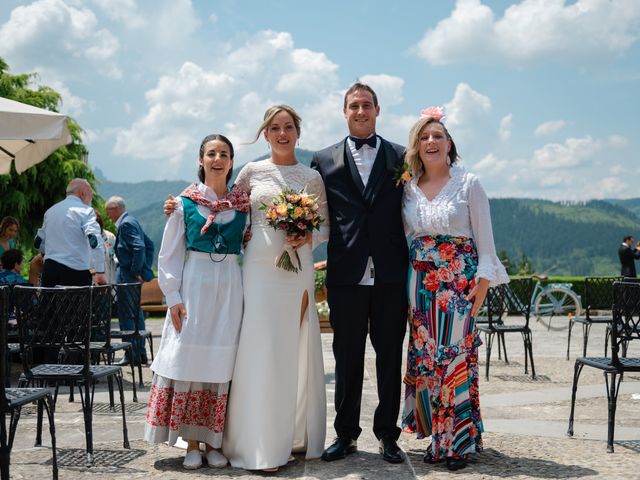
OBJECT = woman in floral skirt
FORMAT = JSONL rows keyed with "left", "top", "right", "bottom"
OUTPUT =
{"left": 401, "top": 107, "right": 508, "bottom": 471}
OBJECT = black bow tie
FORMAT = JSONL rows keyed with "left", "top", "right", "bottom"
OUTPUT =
{"left": 349, "top": 135, "right": 377, "bottom": 150}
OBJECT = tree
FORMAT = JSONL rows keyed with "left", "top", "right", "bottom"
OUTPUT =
{"left": 517, "top": 254, "right": 534, "bottom": 276}
{"left": 497, "top": 248, "right": 514, "bottom": 275}
{"left": 0, "top": 57, "right": 99, "bottom": 252}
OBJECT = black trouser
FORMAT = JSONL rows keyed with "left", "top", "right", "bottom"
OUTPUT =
{"left": 41, "top": 259, "right": 92, "bottom": 287}
{"left": 327, "top": 282, "right": 408, "bottom": 441}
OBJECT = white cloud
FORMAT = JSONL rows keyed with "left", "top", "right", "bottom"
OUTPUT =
{"left": 498, "top": 114, "right": 512, "bottom": 141}
{"left": 444, "top": 82, "right": 491, "bottom": 131}
{"left": 359, "top": 74, "right": 405, "bottom": 107}
{"left": 532, "top": 136, "right": 600, "bottom": 169}
{"left": 91, "top": 0, "right": 146, "bottom": 28}
{"left": 594, "top": 176, "right": 626, "bottom": 199}
{"left": 0, "top": 0, "right": 122, "bottom": 78}
{"left": 471, "top": 130, "right": 634, "bottom": 200}
{"left": 152, "top": 0, "right": 200, "bottom": 48}
{"left": 113, "top": 30, "right": 348, "bottom": 180}
{"left": 415, "top": 0, "right": 640, "bottom": 66}
{"left": 535, "top": 120, "right": 567, "bottom": 136}
{"left": 608, "top": 135, "right": 629, "bottom": 147}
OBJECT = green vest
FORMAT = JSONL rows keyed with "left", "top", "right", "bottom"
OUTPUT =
{"left": 181, "top": 197, "right": 247, "bottom": 255}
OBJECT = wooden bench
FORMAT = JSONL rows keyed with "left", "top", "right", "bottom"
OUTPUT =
{"left": 141, "top": 278, "right": 167, "bottom": 315}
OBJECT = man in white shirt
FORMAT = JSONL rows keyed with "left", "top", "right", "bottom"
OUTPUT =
{"left": 36, "top": 178, "right": 107, "bottom": 287}
{"left": 312, "top": 83, "right": 408, "bottom": 464}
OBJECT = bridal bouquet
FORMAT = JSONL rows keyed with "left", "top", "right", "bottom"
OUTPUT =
{"left": 260, "top": 188, "right": 324, "bottom": 273}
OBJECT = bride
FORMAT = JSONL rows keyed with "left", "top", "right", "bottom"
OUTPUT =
{"left": 222, "top": 105, "right": 329, "bottom": 471}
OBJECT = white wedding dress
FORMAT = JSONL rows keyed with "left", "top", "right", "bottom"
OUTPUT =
{"left": 222, "top": 160, "right": 329, "bottom": 470}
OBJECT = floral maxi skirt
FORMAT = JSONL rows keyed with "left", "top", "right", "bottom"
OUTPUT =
{"left": 402, "top": 235, "right": 484, "bottom": 460}
{"left": 144, "top": 373, "right": 229, "bottom": 447}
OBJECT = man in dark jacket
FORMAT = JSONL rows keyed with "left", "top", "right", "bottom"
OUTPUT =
{"left": 312, "top": 83, "right": 408, "bottom": 464}
{"left": 619, "top": 235, "right": 640, "bottom": 278}
{"left": 106, "top": 195, "right": 155, "bottom": 365}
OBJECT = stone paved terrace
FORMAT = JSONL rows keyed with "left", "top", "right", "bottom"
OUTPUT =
{"left": 7, "top": 315, "right": 640, "bottom": 479}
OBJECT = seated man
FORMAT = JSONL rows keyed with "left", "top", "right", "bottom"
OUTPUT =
{"left": 0, "top": 248, "right": 29, "bottom": 286}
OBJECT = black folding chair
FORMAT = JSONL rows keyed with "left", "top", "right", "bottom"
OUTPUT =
{"left": 13, "top": 285, "right": 130, "bottom": 465}
{"left": 476, "top": 285, "right": 507, "bottom": 380}
{"left": 89, "top": 286, "right": 138, "bottom": 404}
{"left": 110, "top": 283, "right": 152, "bottom": 387}
{"left": 1, "top": 285, "right": 58, "bottom": 480}
{"left": 567, "top": 281, "right": 640, "bottom": 452}
{"left": 567, "top": 276, "right": 622, "bottom": 360}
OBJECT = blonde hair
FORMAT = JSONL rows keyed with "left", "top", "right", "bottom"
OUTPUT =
{"left": 406, "top": 116, "right": 458, "bottom": 177}
{"left": 251, "top": 104, "right": 302, "bottom": 143}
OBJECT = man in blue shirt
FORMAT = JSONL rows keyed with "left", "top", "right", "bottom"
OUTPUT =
{"left": 36, "top": 178, "right": 107, "bottom": 287}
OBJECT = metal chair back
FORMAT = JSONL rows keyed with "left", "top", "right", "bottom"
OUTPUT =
{"left": 112, "top": 283, "right": 142, "bottom": 331}
{"left": 483, "top": 285, "right": 506, "bottom": 328}
{"left": 611, "top": 281, "right": 640, "bottom": 366}
{"left": 0, "top": 285, "right": 8, "bottom": 410}
{"left": 503, "top": 278, "right": 535, "bottom": 326}
{"left": 13, "top": 286, "right": 108, "bottom": 376}
{"left": 584, "top": 276, "right": 622, "bottom": 318}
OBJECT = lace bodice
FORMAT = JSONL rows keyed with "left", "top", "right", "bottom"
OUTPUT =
{"left": 402, "top": 164, "right": 509, "bottom": 286}
{"left": 235, "top": 159, "right": 329, "bottom": 245}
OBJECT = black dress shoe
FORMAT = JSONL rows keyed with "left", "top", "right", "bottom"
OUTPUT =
{"left": 378, "top": 437, "right": 404, "bottom": 464}
{"left": 116, "top": 357, "right": 131, "bottom": 366}
{"left": 321, "top": 437, "right": 357, "bottom": 461}
{"left": 446, "top": 457, "right": 467, "bottom": 471}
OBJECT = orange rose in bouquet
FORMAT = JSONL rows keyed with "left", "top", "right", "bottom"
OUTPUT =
{"left": 259, "top": 187, "right": 324, "bottom": 273}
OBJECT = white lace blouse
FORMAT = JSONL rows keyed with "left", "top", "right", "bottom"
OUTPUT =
{"left": 234, "top": 159, "right": 330, "bottom": 248}
{"left": 402, "top": 164, "right": 509, "bottom": 286}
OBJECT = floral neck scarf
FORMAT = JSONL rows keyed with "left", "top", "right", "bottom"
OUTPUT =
{"left": 179, "top": 182, "right": 250, "bottom": 235}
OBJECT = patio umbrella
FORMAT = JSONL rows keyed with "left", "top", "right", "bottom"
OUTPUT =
{"left": 0, "top": 96, "right": 72, "bottom": 175}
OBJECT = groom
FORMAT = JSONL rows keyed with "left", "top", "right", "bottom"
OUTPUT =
{"left": 312, "top": 83, "right": 409, "bottom": 463}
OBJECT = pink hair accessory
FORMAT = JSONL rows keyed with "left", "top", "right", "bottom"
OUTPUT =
{"left": 420, "top": 106, "right": 445, "bottom": 121}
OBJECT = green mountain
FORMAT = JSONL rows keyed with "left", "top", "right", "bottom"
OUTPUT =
{"left": 95, "top": 157, "right": 640, "bottom": 276}
{"left": 491, "top": 198, "right": 639, "bottom": 276}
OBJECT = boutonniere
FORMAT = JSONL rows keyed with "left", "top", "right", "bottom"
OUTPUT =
{"left": 394, "top": 161, "right": 413, "bottom": 187}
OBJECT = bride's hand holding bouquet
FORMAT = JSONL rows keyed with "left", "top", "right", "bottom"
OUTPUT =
{"left": 260, "top": 187, "right": 325, "bottom": 273}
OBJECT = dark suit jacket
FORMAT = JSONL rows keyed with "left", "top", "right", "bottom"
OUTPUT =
{"left": 311, "top": 136, "right": 408, "bottom": 287}
{"left": 618, "top": 243, "right": 640, "bottom": 278}
{"left": 115, "top": 212, "right": 155, "bottom": 282}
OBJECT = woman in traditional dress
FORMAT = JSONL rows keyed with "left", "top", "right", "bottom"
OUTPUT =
{"left": 145, "top": 134, "right": 249, "bottom": 470}
{"left": 222, "top": 105, "right": 329, "bottom": 472}
{"left": 401, "top": 108, "right": 508, "bottom": 471}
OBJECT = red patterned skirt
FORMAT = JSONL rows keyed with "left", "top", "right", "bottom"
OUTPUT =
{"left": 144, "top": 373, "right": 229, "bottom": 447}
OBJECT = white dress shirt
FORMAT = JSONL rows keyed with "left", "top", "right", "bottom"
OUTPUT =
{"left": 37, "top": 195, "right": 105, "bottom": 272}
{"left": 347, "top": 135, "right": 379, "bottom": 286}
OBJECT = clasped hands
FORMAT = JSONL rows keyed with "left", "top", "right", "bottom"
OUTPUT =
{"left": 286, "top": 232, "right": 311, "bottom": 250}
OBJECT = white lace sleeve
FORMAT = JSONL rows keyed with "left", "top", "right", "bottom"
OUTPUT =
{"left": 307, "top": 170, "right": 329, "bottom": 249}
{"left": 468, "top": 176, "right": 509, "bottom": 286}
{"left": 234, "top": 162, "right": 252, "bottom": 193}
{"left": 157, "top": 198, "right": 186, "bottom": 307}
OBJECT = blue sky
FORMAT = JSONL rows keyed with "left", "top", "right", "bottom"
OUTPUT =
{"left": 1, "top": 0, "right": 639, "bottom": 200}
